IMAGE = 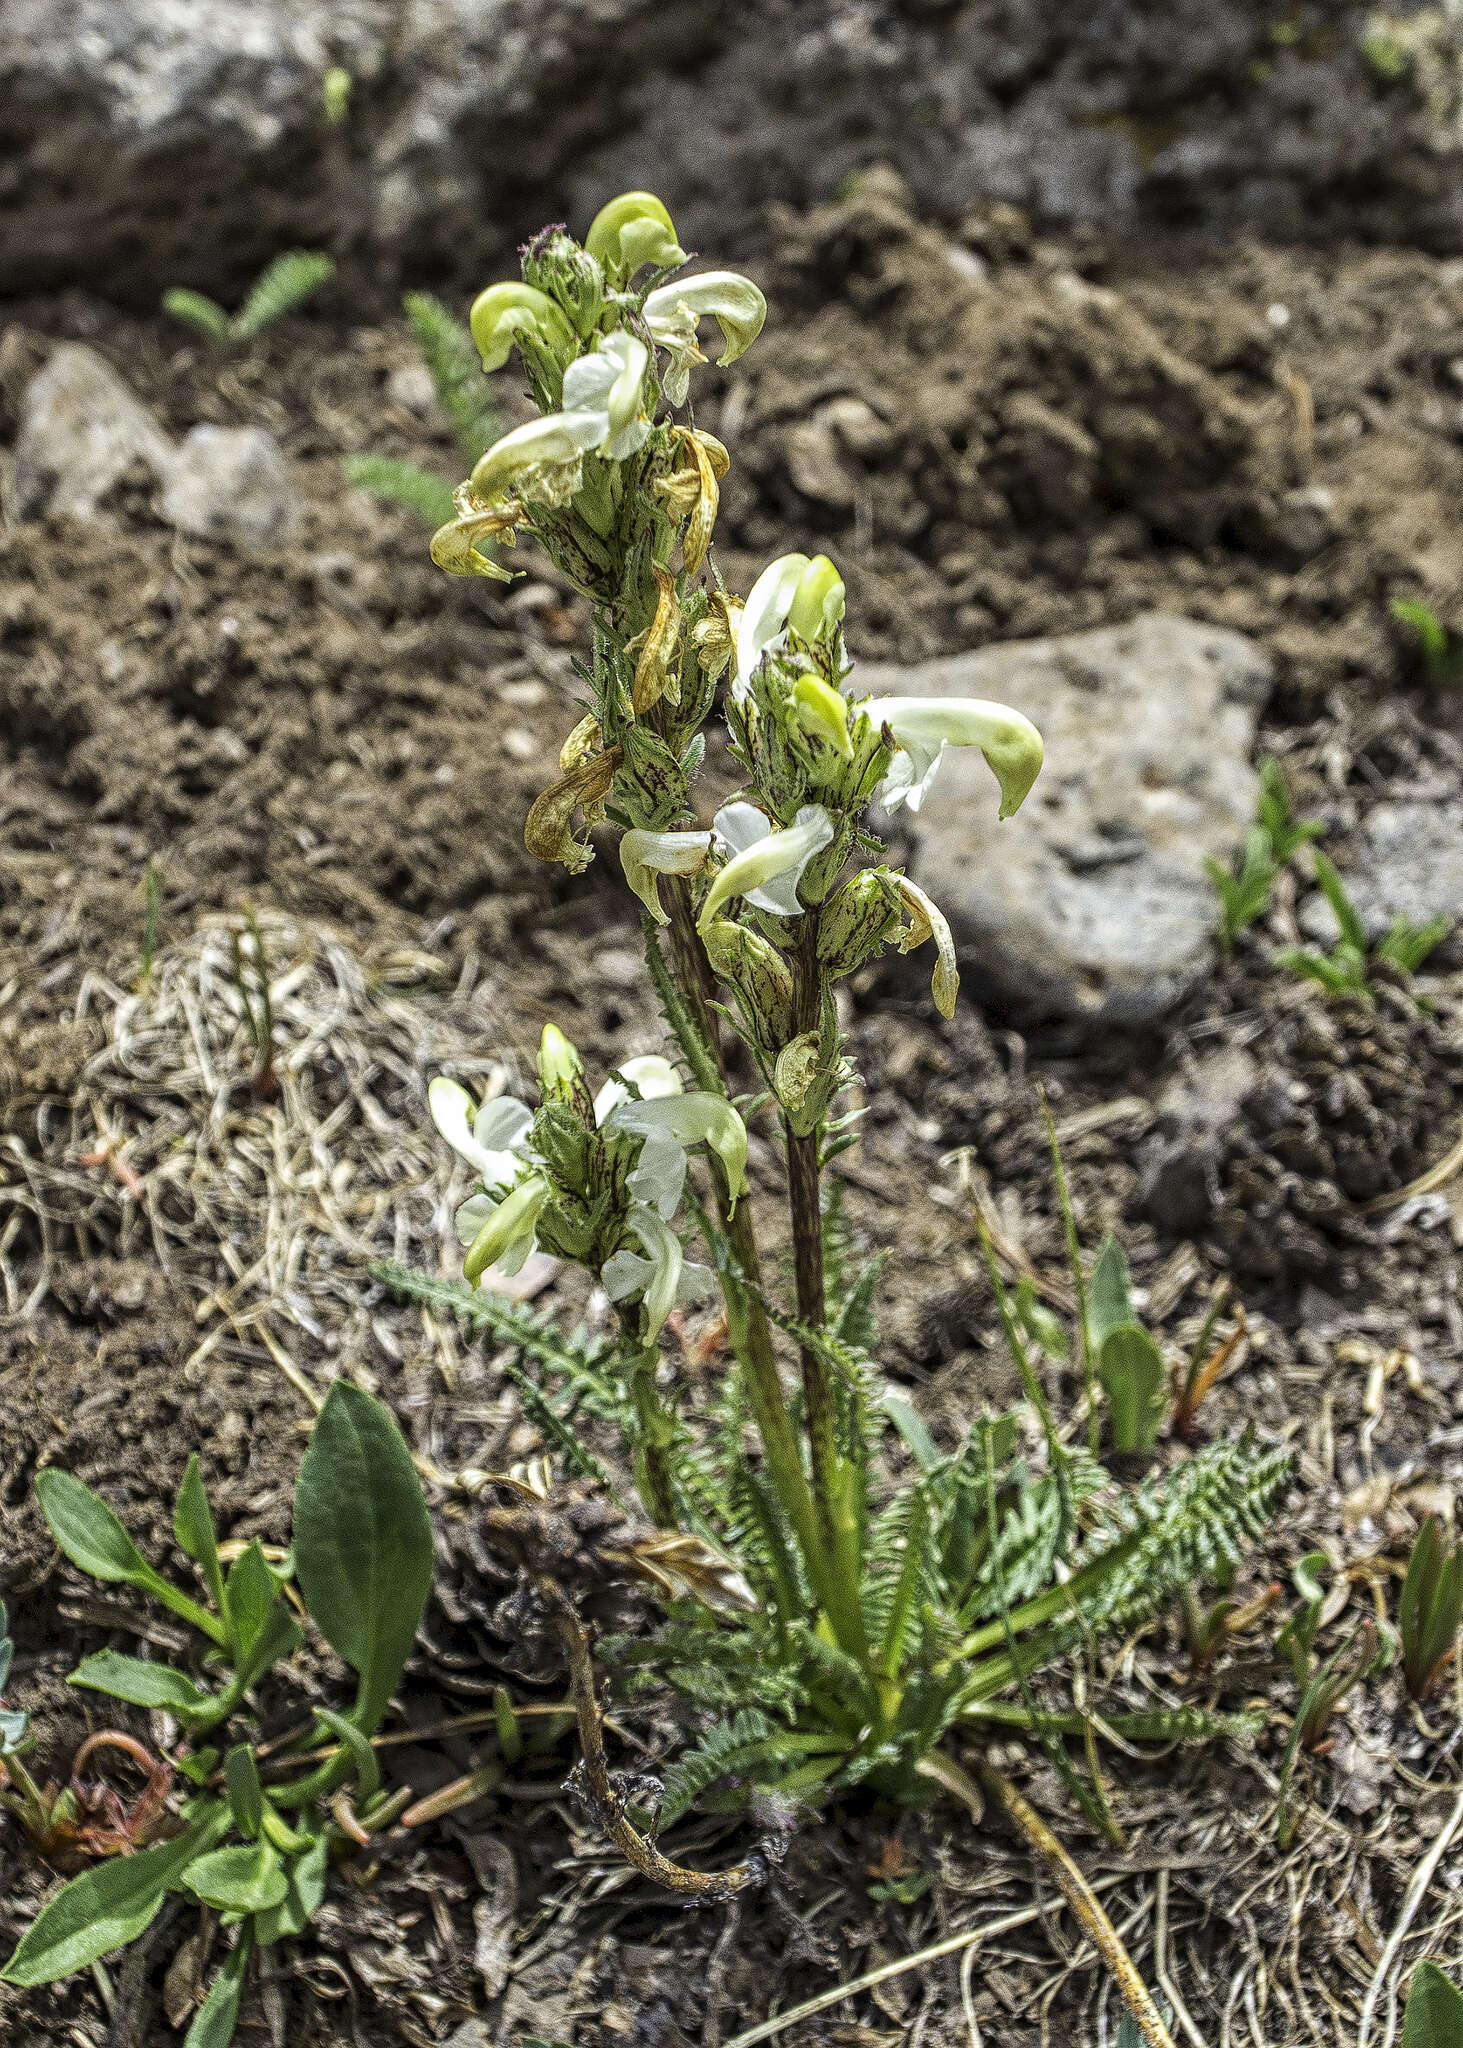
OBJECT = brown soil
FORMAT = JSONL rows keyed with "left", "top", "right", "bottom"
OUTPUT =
{"left": 3, "top": 182, "right": 1463, "bottom": 2046}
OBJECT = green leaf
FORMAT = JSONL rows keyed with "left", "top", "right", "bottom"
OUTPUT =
{"left": 881, "top": 1394, "right": 941, "bottom": 1472}
{"left": 162, "top": 288, "right": 231, "bottom": 342}
{"left": 341, "top": 454, "right": 458, "bottom": 530}
{"left": 232, "top": 251, "right": 335, "bottom": 340}
{"left": 184, "top": 1927, "right": 252, "bottom": 2048}
{"left": 292, "top": 1381, "right": 433, "bottom": 1734}
{"left": 225, "top": 1541, "right": 281, "bottom": 1659}
{"left": 232, "top": 1596, "right": 302, "bottom": 1696}
{"left": 1098, "top": 1324, "right": 1167, "bottom": 1451}
{"left": 68, "top": 1651, "right": 211, "bottom": 1720}
{"left": 312, "top": 1706, "right": 380, "bottom": 1804}
{"left": 1311, "top": 850, "right": 1368, "bottom": 955}
{"left": 35, "top": 1470, "right": 225, "bottom": 1645}
{"left": 1403, "top": 1959, "right": 1463, "bottom": 2048}
{"left": 183, "top": 1842, "right": 288, "bottom": 1916}
{"left": 252, "top": 1830, "right": 329, "bottom": 1947}
{"left": 224, "top": 1746, "right": 264, "bottom": 1839}
{"left": 175, "top": 1455, "right": 228, "bottom": 1620}
{"left": 1086, "top": 1235, "right": 1134, "bottom": 1355}
{"left": 1, "top": 1802, "right": 228, "bottom": 1985}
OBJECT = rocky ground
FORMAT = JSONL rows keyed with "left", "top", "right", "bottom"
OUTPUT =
{"left": 2, "top": 170, "right": 1463, "bottom": 2046}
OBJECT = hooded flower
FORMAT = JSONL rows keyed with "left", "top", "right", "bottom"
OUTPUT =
{"left": 860, "top": 695, "right": 1044, "bottom": 819}
{"left": 697, "top": 802, "right": 835, "bottom": 926}
{"left": 468, "top": 332, "right": 651, "bottom": 508}
{"left": 643, "top": 271, "right": 768, "bottom": 406}
{"left": 732, "top": 553, "right": 845, "bottom": 700}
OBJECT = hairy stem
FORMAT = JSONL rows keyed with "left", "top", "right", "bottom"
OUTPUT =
{"left": 648, "top": 894, "right": 868, "bottom": 1660}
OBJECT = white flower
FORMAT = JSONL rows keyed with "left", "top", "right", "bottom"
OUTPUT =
{"left": 730, "top": 553, "right": 844, "bottom": 701}
{"left": 428, "top": 1078, "right": 532, "bottom": 1190}
{"left": 860, "top": 695, "right": 1044, "bottom": 819}
{"left": 462, "top": 1173, "right": 551, "bottom": 1284}
{"left": 643, "top": 272, "right": 767, "bottom": 405}
{"left": 602, "top": 1206, "right": 715, "bottom": 1341}
{"left": 618, "top": 827, "right": 713, "bottom": 926}
{"left": 600, "top": 1090, "right": 750, "bottom": 1209}
{"left": 559, "top": 332, "right": 653, "bottom": 460}
{"left": 469, "top": 332, "right": 651, "bottom": 506}
{"left": 698, "top": 802, "right": 835, "bottom": 925}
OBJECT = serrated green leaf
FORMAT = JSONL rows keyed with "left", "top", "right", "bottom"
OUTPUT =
{"left": 183, "top": 1841, "right": 288, "bottom": 1916}
{"left": 341, "top": 454, "right": 458, "bottom": 529}
{"left": 292, "top": 1382, "right": 433, "bottom": 1735}
{"left": 35, "top": 1470, "right": 225, "bottom": 1645}
{"left": 183, "top": 1926, "right": 252, "bottom": 2048}
{"left": 1403, "top": 1959, "right": 1463, "bottom": 2048}
{"left": 232, "top": 251, "right": 335, "bottom": 340}
{"left": 68, "top": 1651, "right": 211, "bottom": 1719}
{"left": 1, "top": 1802, "right": 228, "bottom": 1985}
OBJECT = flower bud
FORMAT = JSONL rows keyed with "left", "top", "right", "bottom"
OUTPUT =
{"left": 790, "top": 675, "right": 854, "bottom": 761}
{"left": 468, "top": 282, "right": 574, "bottom": 372}
{"left": 584, "top": 192, "right": 686, "bottom": 280}
{"left": 537, "top": 1024, "right": 595, "bottom": 1120}
{"left": 699, "top": 918, "right": 797, "bottom": 1044}
{"left": 520, "top": 227, "right": 606, "bottom": 333}
{"left": 786, "top": 555, "right": 845, "bottom": 646}
{"left": 464, "top": 1173, "right": 550, "bottom": 1284}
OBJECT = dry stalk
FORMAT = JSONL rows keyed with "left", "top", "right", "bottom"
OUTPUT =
{"left": 919, "top": 1749, "right": 1184, "bottom": 2048}
{"left": 544, "top": 1581, "right": 768, "bottom": 1903}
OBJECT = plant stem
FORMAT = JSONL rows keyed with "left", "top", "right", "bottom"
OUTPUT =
{"left": 618, "top": 1308, "right": 677, "bottom": 1529}
{"left": 650, "top": 892, "right": 868, "bottom": 1661}
{"left": 920, "top": 1749, "right": 1180, "bottom": 2048}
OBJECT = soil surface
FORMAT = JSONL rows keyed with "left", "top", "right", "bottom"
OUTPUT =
{"left": 3, "top": 180, "right": 1463, "bottom": 2046}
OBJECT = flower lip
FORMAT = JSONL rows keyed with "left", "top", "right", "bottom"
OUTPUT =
{"left": 861, "top": 694, "right": 1044, "bottom": 819}
{"left": 699, "top": 802, "right": 835, "bottom": 925}
{"left": 428, "top": 1077, "right": 532, "bottom": 1189}
{"left": 618, "top": 827, "right": 714, "bottom": 926}
{"left": 643, "top": 271, "right": 767, "bottom": 404}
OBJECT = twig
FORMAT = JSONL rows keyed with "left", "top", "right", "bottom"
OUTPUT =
{"left": 920, "top": 1750, "right": 1183, "bottom": 2048}
{"left": 1356, "top": 1776, "right": 1463, "bottom": 2048}
{"left": 547, "top": 1582, "right": 767, "bottom": 1902}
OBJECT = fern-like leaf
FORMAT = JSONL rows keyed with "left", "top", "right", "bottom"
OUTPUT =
{"left": 232, "top": 251, "right": 335, "bottom": 339}
{"left": 342, "top": 455, "right": 457, "bottom": 528}
{"left": 162, "top": 288, "right": 231, "bottom": 342}
{"left": 403, "top": 291, "right": 500, "bottom": 464}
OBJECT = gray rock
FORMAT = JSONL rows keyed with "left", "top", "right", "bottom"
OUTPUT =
{"left": 160, "top": 424, "right": 301, "bottom": 549}
{"left": 1298, "top": 801, "right": 1463, "bottom": 965}
{"left": 12, "top": 342, "right": 174, "bottom": 520}
{"left": 860, "top": 613, "right": 1274, "bottom": 1028}
{"left": 5, "top": 3, "right": 1463, "bottom": 301}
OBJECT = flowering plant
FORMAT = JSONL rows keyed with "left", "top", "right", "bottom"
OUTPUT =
{"left": 406, "top": 192, "right": 1287, "bottom": 2040}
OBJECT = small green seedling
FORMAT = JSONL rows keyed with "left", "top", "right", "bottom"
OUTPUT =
{"left": 2, "top": 1383, "right": 433, "bottom": 2048}
{"left": 163, "top": 252, "right": 336, "bottom": 348}
{"left": 1276, "top": 849, "right": 1450, "bottom": 999}
{"left": 343, "top": 293, "right": 501, "bottom": 528}
{"left": 1402, "top": 1960, "right": 1463, "bottom": 2048}
{"left": 1391, "top": 596, "right": 1463, "bottom": 686}
{"left": 1086, "top": 1234, "right": 1166, "bottom": 1453}
{"left": 1274, "top": 1552, "right": 1389, "bottom": 1844}
{"left": 1206, "top": 756, "right": 1322, "bottom": 948}
{"left": 1398, "top": 1516, "right": 1463, "bottom": 1700}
